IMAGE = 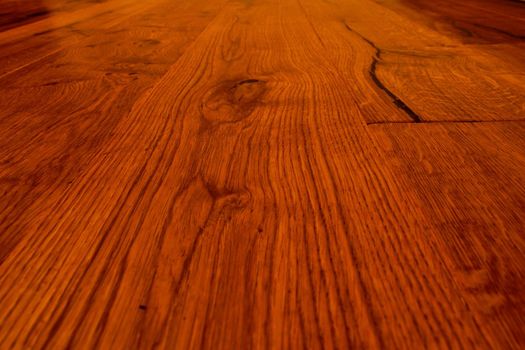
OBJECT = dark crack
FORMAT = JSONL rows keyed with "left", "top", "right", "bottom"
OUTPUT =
{"left": 344, "top": 22, "right": 422, "bottom": 123}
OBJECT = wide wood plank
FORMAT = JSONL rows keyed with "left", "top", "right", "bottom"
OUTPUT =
{"left": 0, "top": 0, "right": 162, "bottom": 78}
{"left": 339, "top": 0, "right": 525, "bottom": 123}
{"left": 0, "top": 0, "right": 226, "bottom": 262}
{"left": 371, "top": 121, "right": 525, "bottom": 347}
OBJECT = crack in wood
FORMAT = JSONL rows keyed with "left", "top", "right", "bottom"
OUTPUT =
{"left": 343, "top": 22, "right": 422, "bottom": 123}
{"left": 343, "top": 22, "right": 525, "bottom": 125}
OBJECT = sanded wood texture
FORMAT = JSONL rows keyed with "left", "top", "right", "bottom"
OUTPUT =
{"left": 0, "top": 0, "right": 524, "bottom": 348}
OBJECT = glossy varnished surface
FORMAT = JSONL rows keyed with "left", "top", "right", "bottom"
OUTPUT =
{"left": 0, "top": 0, "right": 524, "bottom": 348}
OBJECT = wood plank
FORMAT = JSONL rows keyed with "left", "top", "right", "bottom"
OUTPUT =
{"left": 392, "top": 0, "right": 525, "bottom": 44}
{"left": 370, "top": 121, "right": 525, "bottom": 347}
{"left": 0, "top": 0, "right": 158, "bottom": 78}
{"left": 0, "top": 0, "right": 226, "bottom": 262}
{"left": 0, "top": 0, "right": 94, "bottom": 31}
{"left": 315, "top": 0, "right": 525, "bottom": 123}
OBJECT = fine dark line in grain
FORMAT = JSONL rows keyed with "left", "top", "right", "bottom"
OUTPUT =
{"left": 367, "top": 118, "right": 525, "bottom": 125}
{"left": 450, "top": 20, "right": 474, "bottom": 38}
{"left": 296, "top": 0, "right": 329, "bottom": 51}
{"left": 471, "top": 22, "right": 525, "bottom": 40}
{"left": 0, "top": 49, "right": 64, "bottom": 81}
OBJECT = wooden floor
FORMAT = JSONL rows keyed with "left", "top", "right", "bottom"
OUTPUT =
{"left": 1, "top": 0, "right": 524, "bottom": 348}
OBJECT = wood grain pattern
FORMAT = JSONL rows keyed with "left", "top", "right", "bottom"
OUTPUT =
{"left": 0, "top": 0, "right": 524, "bottom": 348}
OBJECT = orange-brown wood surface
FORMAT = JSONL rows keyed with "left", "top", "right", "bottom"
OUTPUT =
{"left": 1, "top": 0, "right": 524, "bottom": 348}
